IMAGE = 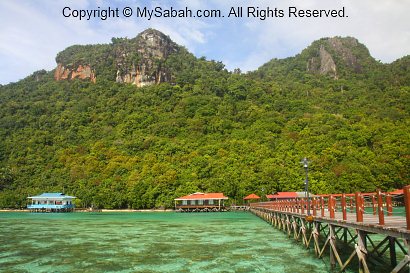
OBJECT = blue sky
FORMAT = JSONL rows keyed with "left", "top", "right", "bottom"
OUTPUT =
{"left": 0, "top": 0, "right": 409, "bottom": 84}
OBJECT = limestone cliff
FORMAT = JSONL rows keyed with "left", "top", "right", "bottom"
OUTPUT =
{"left": 306, "top": 37, "right": 372, "bottom": 78}
{"left": 54, "top": 64, "right": 96, "bottom": 83}
{"left": 114, "top": 29, "right": 178, "bottom": 87}
{"left": 256, "top": 36, "right": 377, "bottom": 81}
{"left": 54, "top": 28, "right": 179, "bottom": 87}
{"left": 307, "top": 45, "right": 338, "bottom": 79}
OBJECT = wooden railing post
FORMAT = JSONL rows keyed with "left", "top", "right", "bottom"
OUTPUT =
{"left": 295, "top": 199, "right": 298, "bottom": 213}
{"left": 355, "top": 192, "right": 363, "bottom": 222}
{"left": 386, "top": 194, "right": 393, "bottom": 216}
{"left": 295, "top": 198, "right": 298, "bottom": 214}
{"left": 321, "top": 197, "right": 325, "bottom": 217}
{"left": 341, "top": 193, "right": 347, "bottom": 221}
{"left": 372, "top": 195, "right": 376, "bottom": 215}
{"left": 404, "top": 185, "right": 410, "bottom": 230}
{"left": 377, "top": 189, "right": 385, "bottom": 226}
{"left": 349, "top": 196, "right": 354, "bottom": 212}
{"left": 329, "top": 195, "right": 335, "bottom": 219}
{"left": 312, "top": 197, "right": 317, "bottom": 216}
{"left": 301, "top": 198, "right": 305, "bottom": 215}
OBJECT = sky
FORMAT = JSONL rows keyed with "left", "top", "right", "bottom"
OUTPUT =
{"left": 0, "top": 0, "right": 409, "bottom": 85}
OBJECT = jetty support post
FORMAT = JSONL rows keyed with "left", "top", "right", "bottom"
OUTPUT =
{"left": 329, "top": 224, "right": 336, "bottom": 269}
{"left": 377, "top": 189, "right": 384, "bottom": 226}
{"left": 357, "top": 230, "right": 370, "bottom": 273}
{"left": 321, "top": 197, "right": 325, "bottom": 217}
{"left": 389, "top": 237, "right": 397, "bottom": 267}
{"left": 393, "top": 185, "right": 410, "bottom": 272}
{"left": 329, "top": 195, "right": 335, "bottom": 219}
{"left": 341, "top": 194, "right": 347, "bottom": 221}
{"left": 371, "top": 195, "right": 376, "bottom": 215}
{"left": 386, "top": 194, "right": 393, "bottom": 216}
{"left": 356, "top": 192, "right": 363, "bottom": 223}
{"left": 312, "top": 197, "right": 317, "bottom": 216}
{"left": 404, "top": 185, "right": 410, "bottom": 231}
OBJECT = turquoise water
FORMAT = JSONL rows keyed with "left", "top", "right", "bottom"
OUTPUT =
{"left": 0, "top": 212, "right": 332, "bottom": 272}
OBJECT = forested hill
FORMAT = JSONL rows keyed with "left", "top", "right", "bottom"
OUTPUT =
{"left": 0, "top": 29, "right": 409, "bottom": 209}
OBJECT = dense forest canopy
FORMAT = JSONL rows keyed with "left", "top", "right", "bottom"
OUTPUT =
{"left": 0, "top": 31, "right": 409, "bottom": 209}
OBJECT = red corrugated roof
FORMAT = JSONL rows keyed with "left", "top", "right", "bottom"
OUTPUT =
{"left": 266, "top": 192, "right": 298, "bottom": 199}
{"left": 174, "top": 192, "right": 228, "bottom": 200}
{"left": 243, "top": 193, "right": 260, "bottom": 200}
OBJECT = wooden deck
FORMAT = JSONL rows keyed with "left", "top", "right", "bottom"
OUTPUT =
{"left": 250, "top": 186, "right": 410, "bottom": 273}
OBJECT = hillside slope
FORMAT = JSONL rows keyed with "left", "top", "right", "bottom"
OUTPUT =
{"left": 0, "top": 30, "right": 409, "bottom": 209}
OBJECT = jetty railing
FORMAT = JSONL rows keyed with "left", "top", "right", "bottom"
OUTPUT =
{"left": 250, "top": 186, "right": 410, "bottom": 273}
{"left": 251, "top": 186, "right": 410, "bottom": 231}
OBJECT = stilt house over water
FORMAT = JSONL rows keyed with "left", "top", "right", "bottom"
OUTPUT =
{"left": 27, "top": 192, "right": 76, "bottom": 212}
{"left": 174, "top": 192, "right": 228, "bottom": 212}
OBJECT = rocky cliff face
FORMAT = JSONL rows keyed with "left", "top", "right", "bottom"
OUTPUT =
{"left": 54, "top": 28, "right": 179, "bottom": 87}
{"left": 256, "top": 36, "right": 377, "bottom": 81}
{"left": 307, "top": 45, "right": 338, "bottom": 78}
{"left": 306, "top": 37, "right": 370, "bottom": 78}
{"left": 114, "top": 29, "right": 178, "bottom": 87}
{"left": 54, "top": 64, "right": 96, "bottom": 83}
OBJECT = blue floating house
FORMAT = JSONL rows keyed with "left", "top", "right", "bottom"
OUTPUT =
{"left": 27, "top": 192, "right": 76, "bottom": 212}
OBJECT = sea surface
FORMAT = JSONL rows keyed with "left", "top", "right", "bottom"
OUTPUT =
{"left": 1, "top": 211, "right": 340, "bottom": 272}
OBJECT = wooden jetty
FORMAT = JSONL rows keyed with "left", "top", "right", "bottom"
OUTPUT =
{"left": 230, "top": 205, "right": 250, "bottom": 211}
{"left": 250, "top": 186, "right": 410, "bottom": 273}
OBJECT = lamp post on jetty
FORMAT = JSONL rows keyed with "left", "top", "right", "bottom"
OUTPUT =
{"left": 301, "top": 158, "right": 310, "bottom": 216}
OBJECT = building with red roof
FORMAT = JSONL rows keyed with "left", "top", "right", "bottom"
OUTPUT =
{"left": 243, "top": 193, "right": 260, "bottom": 204}
{"left": 243, "top": 193, "right": 260, "bottom": 200}
{"left": 174, "top": 192, "right": 228, "bottom": 212}
{"left": 266, "top": 192, "right": 314, "bottom": 201}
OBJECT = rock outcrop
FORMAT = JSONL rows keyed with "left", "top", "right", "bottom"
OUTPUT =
{"left": 306, "top": 37, "right": 369, "bottom": 78}
{"left": 256, "top": 36, "right": 376, "bottom": 81}
{"left": 115, "top": 29, "right": 178, "bottom": 87}
{"left": 54, "top": 64, "right": 96, "bottom": 83}
{"left": 54, "top": 28, "right": 179, "bottom": 87}
{"left": 307, "top": 45, "right": 338, "bottom": 78}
